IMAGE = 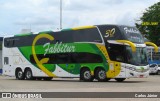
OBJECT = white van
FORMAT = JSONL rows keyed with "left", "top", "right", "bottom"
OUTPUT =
{"left": 149, "top": 64, "right": 158, "bottom": 74}
{"left": 157, "top": 64, "right": 160, "bottom": 75}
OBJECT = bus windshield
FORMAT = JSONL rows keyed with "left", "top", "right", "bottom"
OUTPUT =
{"left": 126, "top": 46, "right": 148, "bottom": 66}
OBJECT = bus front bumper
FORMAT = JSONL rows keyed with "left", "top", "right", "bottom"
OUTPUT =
{"left": 129, "top": 71, "right": 149, "bottom": 78}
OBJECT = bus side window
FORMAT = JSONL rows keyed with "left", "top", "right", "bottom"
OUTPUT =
{"left": 6, "top": 41, "right": 9, "bottom": 47}
{"left": 56, "top": 40, "right": 60, "bottom": 43}
{"left": 4, "top": 38, "right": 15, "bottom": 47}
{"left": 4, "top": 57, "right": 9, "bottom": 65}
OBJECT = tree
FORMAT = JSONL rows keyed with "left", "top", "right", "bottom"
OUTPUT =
{"left": 135, "top": 2, "right": 160, "bottom": 46}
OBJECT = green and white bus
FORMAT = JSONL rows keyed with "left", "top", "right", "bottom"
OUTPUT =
{"left": 2, "top": 25, "right": 158, "bottom": 82}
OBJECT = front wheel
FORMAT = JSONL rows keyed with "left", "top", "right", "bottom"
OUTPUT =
{"left": 80, "top": 69, "right": 94, "bottom": 82}
{"left": 25, "top": 69, "right": 34, "bottom": 80}
{"left": 115, "top": 78, "right": 126, "bottom": 82}
{"left": 95, "top": 68, "right": 107, "bottom": 82}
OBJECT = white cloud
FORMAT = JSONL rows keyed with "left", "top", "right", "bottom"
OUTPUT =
{"left": 0, "top": 0, "right": 159, "bottom": 35}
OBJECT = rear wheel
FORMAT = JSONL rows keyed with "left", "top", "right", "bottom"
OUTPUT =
{"left": 80, "top": 68, "right": 94, "bottom": 82}
{"left": 16, "top": 69, "right": 25, "bottom": 80}
{"left": 115, "top": 78, "right": 126, "bottom": 82}
{"left": 95, "top": 68, "right": 106, "bottom": 82}
{"left": 25, "top": 69, "right": 34, "bottom": 80}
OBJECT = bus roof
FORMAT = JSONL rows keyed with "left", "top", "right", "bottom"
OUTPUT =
{"left": 61, "top": 26, "right": 96, "bottom": 31}
{"left": 6, "top": 24, "right": 138, "bottom": 38}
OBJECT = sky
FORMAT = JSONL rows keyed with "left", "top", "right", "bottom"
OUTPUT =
{"left": 0, "top": 0, "right": 159, "bottom": 36}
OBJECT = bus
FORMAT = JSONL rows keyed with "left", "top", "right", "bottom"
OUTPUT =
{"left": 2, "top": 24, "right": 158, "bottom": 82}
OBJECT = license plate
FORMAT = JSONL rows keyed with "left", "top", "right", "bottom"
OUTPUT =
{"left": 140, "top": 75, "right": 143, "bottom": 78}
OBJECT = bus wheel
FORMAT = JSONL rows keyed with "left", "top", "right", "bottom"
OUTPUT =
{"left": 16, "top": 69, "right": 25, "bottom": 80}
{"left": 80, "top": 68, "right": 93, "bottom": 82}
{"left": 43, "top": 77, "right": 53, "bottom": 81}
{"left": 157, "top": 71, "right": 160, "bottom": 75}
{"left": 25, "top": 69, "right": 34, "bottom": 80}
{"left": 95, "top": 68, "right": 106, "bottom": 82}
{"left": 115, "top": 78, "right": 126, "bottom": 82}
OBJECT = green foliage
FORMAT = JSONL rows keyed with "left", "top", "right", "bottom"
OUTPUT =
{"left": 135, "top": 2, "right": 160, "bottom": 46}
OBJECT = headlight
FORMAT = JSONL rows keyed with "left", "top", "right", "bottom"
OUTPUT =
{"left": 135, "top": 69, "right": 142, "bottom": 72}
{"left": 129, "top": 66, "right": 136, "bottom": 71}
{"left": 135, "top": 67, "right": 149, "bottom": 72}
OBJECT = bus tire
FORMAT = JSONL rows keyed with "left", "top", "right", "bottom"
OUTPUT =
{"left": 115, "top": 78, "right": 126, "bottom": 82}
{"left": 80, "top": 68, "right": 93, "bottom": 82}
{"left": 95, "top": 68, "right": 106, "bottom": 82}
{"left": 43, "top": 77, "right": 53, "bottom": 81}
{"left": 16, "top": 69, "right": 25, "bottom": 80}
{"left": 25, "top": 69, "right": 34, "bottom": 80}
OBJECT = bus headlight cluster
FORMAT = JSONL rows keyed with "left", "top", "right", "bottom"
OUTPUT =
{"left": 135, "top": 68, "right": 148, "bottom": 72}
{"left": 129, "top": 66, "right": 136, "bottom": 71}
{"left": 135, "top": 69, "right": 142, "bottom": 72}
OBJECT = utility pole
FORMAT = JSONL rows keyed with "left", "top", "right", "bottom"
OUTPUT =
{"left": 60, "top": 0, "right": 62, "bottom": 29}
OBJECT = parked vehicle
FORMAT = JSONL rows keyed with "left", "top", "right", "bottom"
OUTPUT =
{"left": 149, "top": 64, "right": 158, "bottom": 74}
{"left": 157, "top": 64, "right": 160, "bottom": 75}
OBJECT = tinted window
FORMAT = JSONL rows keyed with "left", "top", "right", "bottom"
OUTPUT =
{"left": 107, "top": 44, "right": 126, "bottom": 62}
{"left": 150, "top": 64, "right": 157, "bottom": 67}
{"left": 72, "top": 28, "right": 102, "bottom": 43}
{"left": 58, "top": 28, "right": 102, "bottom": 43}
{"left": 4, "top": 28, "right": 102, "bottom": 48}
{"left": 30, "top": 52, "right": 103, "bottom": 64}
{"left": 4, "top": 57, "right": 9, "bottom": 65}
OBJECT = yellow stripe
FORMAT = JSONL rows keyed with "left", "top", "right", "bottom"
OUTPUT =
{"left": 145, "top": 42, "right": 158, "bottom": 53}
{"left": 116, "top": 40, "right": 136, "bottom": 52}
{"left": 96, "top": 44, "right": 121, "bottom": 78}
{"left": 72, "top": 26, "right": 96, "bottom": 30}
{"left": 91, "top": 71, "right": 94, "bottom": 76}
{"left": 32, "top": 34, "right": 57, "bottom": 77}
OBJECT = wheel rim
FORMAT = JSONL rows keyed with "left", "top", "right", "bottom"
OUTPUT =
{"left": 84, "top": 71, "right": 91, "bottom": 79}
{"left": 26, "top": 71, "right": 32, "bottom": 79}
{"left": 18, "top": 71, "right": 23, "bottom": 78}
{"left": 98, "top": 70, "right": 106, "bottom": 79}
